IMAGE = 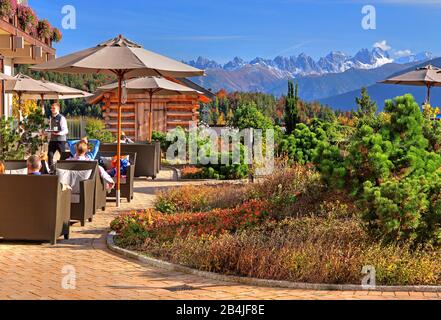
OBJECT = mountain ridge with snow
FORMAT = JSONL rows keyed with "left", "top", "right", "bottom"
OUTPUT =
{"left": 186, "top": 48, "right": 434, "bottom": 77}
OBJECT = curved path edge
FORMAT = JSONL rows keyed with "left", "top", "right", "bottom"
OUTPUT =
{"left": 107, "top": 232, "right": 441, "bottom": 293}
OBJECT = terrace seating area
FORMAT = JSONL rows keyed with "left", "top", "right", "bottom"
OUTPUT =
{"left": 0, "top": 148, "right": 140, "bottom": 244}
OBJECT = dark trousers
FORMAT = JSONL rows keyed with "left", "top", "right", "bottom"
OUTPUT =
{"left": 48, "top": 141, "right": 67, "bottom": 167}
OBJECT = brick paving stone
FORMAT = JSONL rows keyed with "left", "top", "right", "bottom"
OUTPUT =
{"left": 0, "top": 170, "right": 439, "bottom": 300}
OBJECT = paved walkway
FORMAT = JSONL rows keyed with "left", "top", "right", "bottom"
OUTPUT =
{"left": 0, "top": 170, "right": 439, "bottom": 300}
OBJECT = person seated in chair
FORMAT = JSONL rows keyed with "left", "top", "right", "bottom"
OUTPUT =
{"left": 27, "top": 155, "right": 42, "bottom": 176}
{"left": 68, "top": 140, "right": 91, "bottom": 161}
{"left": 115, "top": 132, "right": 134, "bottom": 144}
{"left": 67, "top": 136, "right": 100, "bottom": 160}
{"left": 69, "top": 140, "right": 115, "bottom": 190}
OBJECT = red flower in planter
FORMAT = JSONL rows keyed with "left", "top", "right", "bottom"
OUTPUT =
{"left": 0, "top": 0, "right": 17, "bottom": 19}
{"left": 37, "top": 19, "right": 52, "bottom": 39}
{"left": 17, "top": 4, "right": 37, "bottom": 33}
{"left": 52, "top": 27, "right": 62, "bottom": 43}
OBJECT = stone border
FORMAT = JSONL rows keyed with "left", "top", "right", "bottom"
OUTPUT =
{"left": 107, "top": 232, "right": 441, "bottom": 293}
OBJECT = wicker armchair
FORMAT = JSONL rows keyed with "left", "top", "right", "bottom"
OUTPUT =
{"left": 100, "top": 143, "right": 157, "bottom": 179}
{"left": 98, "top": 152, "right": 137, "bottom": 203}
{"left": 56, "top": 161, "right": 98, "bottom": 226}
{"left": 0, "top": 175, "right": 71, "bottom": 245}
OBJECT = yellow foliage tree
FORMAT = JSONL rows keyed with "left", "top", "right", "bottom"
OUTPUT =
{"left": 423, "top": 103, "right": 440, "bottom": 119}
{"left": 217, "top": 112, "right": 226, "bottom": 126}
{"left": 12, "top": 95, "right": 41, "bottom": 119}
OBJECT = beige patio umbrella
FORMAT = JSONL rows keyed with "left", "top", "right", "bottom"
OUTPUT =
{"left": 5, "top": 74, "right": 59, "bottom": 116}
{"left": 0, "top": 72, "right": 17, "bottom": 116}
{"left": 31, "top": 35, "right": 204, "bottom": 207}
{"left": 0, "top": 72, "right": 16, "bottom": 80}
{"left": 32, "top": 79, "right": 92, "bottom": 109}
{"left": 379, "top": 64, "right": 441, "bottom": 104}
{"left": 98, "top": 76, "right": 202, "bottom": 141}
{"left": 5, "top": 74, "right": 92, "bottom": 113}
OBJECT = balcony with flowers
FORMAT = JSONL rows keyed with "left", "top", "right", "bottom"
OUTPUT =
{"left": 0, "top": 0, "right": 58, "bottom": 64}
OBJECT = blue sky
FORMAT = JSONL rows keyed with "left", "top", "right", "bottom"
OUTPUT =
{"left": 31, "top": 0, "right": 441, "bottom": 63}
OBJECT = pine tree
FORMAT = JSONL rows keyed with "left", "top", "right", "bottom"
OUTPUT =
{"left": 284, "top": 80, "right": 300, "bottom": 135}
{"left": 355, "top": 87, "right": 377, "bottom": 119}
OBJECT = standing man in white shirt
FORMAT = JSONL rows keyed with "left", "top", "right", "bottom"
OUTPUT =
{"left": 48, "top": 103, "right": 69, "bottom": 167}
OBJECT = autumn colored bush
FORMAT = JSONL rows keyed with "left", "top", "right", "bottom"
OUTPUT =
{"left": 180, "top": 166, "right": 204, "bottom": 179}
{"left": 113, "top": 199, "right": 271, "bottom": 245}
{"left": 155, "top": 163, "right": 324, "bottom": 219}
{"left": 155, "top": 184, "right": 214, "bottom": 213}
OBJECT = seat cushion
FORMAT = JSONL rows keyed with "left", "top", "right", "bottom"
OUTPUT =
{"left": 71, "top": 193, "right": 81, "bottom": 204}
{"left": 112, "top": 176, "right": 127, "bottom": 184}
{"left": 100, "top": 157, "right": 114, "bottom": 171}
{"left": 56, "top": 169, "right": 93, "bottom": 194}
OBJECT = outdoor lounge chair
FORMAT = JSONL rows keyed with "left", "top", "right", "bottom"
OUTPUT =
{"left": 57, "top": 159, "right": 107, "bottom": 213}
{"left": 94, "top": 165, "right": 107, "bottom": 213}
{"left": 56, "top": 161, "right": 98, "bottom": 226}
{"left": 4, "top": 160, "right": 27, "bottom": 174}
{"left": 0, "top": 175, "right": 71, "bottom": 245}
{"left": 100, "top": 143, "right": 157, "bottom": 179}
{"left": 155, "top": 141, "right": 161, "bottom": 174}
{"left": 4, "top": 160, "right": 49, "bottom": 175}
{"left": 98, "top": 151, "right": 137, "bottom": 203}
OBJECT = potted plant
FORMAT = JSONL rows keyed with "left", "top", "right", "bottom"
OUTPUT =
{"left": 37, "top": 19, "right": 52, "bottom": 43}
{"left": 0, "top": 0, "right": 17, "bottom": 22}
{"left": 17, "top": 4, "right": 37, "bottom": 33}
{"left": 51, "top": 27, "right": 62, "bottom": 43}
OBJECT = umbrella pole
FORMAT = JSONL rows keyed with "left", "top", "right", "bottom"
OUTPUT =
{"left": 116, "top": 72, "right": 124, "bottom": 207}
{"left": 40, "top": 94, "right": 45, "bottom": 116}
{"left": 148, "top": 90, "right": 153, "bottom": 143}
{"left": 427, "top": 85, "right": 431, "bottom": 105}
{"left": 18, "top": 92, "right": 22, "bottom": 121}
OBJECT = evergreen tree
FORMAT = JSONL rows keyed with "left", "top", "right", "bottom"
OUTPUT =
{"left": 284, "top": 80, "right": 300, "bottom": 134}
{"left": 355, "top": 87, "right": 377, "bottom": 119}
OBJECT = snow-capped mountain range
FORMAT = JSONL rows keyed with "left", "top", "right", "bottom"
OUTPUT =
{"left": 186, "top": 48, "right": 434, "bottom": 77}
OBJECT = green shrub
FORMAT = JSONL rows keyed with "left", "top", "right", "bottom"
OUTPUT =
{"left": 228, "top": 102, "right": 274, "bottom": 131}
{"left": 315, "top": 94, "right": 441, "bottom": 244}
{"left": 85, "top": 118, "right": 114, "bottom": 143}
{"left": 279, "top": 123, "right": 319, "bottom": 164}
{"left": 0, "top": 111, "right": 47, "bottom": 161}
{"left": 313, "top": 141, "right": 346, "bottom": 189}
{"left": 152, "top": 130, "right": 170, "bottom": 153}
{"left": 361, "top": 174, "right": 441, "bottom": 244}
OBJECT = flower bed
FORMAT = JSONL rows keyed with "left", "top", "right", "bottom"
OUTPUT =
{"left": 111, "top": 199, "right": 270, "bottom": 245}
{"left": 111, "top": 163, "right": 441, "bottom": 286}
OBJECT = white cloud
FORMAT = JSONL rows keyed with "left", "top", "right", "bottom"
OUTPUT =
{"left": 373, "top": 40, "right": 392, "bottom": 51}
{"left": 394, "top": 49, "right": 413, "bottom": 57}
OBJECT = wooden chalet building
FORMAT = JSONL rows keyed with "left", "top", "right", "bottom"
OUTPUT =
{"left": 0, "top": 0, "right": 57, "bottom": 117}
{"left": 89, "top": 78, "right": 214, "bottom": 142}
